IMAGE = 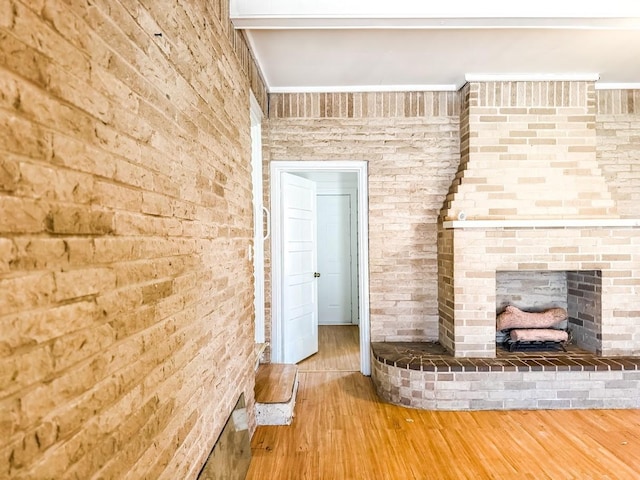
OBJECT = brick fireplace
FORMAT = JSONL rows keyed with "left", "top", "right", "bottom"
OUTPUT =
{"left": 368, "top": 80, "right": 640, "bottom": 410}
{"left": 437, "top": 81, "right": 640, "bottom": 358}
{"left": 438, "top": 224, "right": 639, "bottom": 357}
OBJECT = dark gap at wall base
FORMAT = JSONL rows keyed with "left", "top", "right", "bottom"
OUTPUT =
{"left": 197, "top": 394, "right": 251, "bottom": 480}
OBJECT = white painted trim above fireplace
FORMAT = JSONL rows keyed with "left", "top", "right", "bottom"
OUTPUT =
{"left": 442, "top": 218, "right": 640, "bottom": 229}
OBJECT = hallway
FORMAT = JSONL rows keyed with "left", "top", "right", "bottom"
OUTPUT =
{"left": 298, "top": 325, "right": 360, "bottom": 373}
{"left": 245, "top": 329, "right": 640, "bottom": 479}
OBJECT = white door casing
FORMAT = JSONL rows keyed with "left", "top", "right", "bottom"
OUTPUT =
{"left": 281, "top": 173, "right": 318, "bottom": 364}
{"left": 250, "top": 92, "right": 265, "bottom": 343}
{"left": 317, "top": 193, "right": 353, "bottom": 324}
{"left": 271, "top": 161, "right": 370, "bottom": 375}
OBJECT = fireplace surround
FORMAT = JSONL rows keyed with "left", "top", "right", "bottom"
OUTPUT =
{"left": 437, "top": 220, "right": 640, "bottom": 358}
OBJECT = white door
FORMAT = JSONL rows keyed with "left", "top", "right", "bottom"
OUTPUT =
{"left": 281, "top": 173, "right": 318, "bottom": 364}
{"left": 317, "top": 194, "right": 353, "bottom": 324}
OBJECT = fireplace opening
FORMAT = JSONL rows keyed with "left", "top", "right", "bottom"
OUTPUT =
{"left": 496, "top": 270, "right": 602, "bottom": 354}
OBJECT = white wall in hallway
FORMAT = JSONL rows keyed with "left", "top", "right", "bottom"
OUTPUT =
{"left": 293, "top": 172, "right": 359, "bottom": 325}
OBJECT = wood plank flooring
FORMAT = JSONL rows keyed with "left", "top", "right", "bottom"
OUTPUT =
{"left": 298, "top": 325, "right": 360, "bottom": 372}
{"left": 247, "top": 328, "right": 640, "bottom": 479}
{"left": 255, "top": 364, "right": 298, "bottom": 403}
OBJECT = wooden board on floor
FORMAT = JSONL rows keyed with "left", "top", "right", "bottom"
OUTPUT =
{"left": 254, "top": 364, "right": 297, "bottom": 404}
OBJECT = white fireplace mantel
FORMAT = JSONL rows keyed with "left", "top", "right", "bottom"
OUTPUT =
{"left": 442, "top": 218, "right": 640, "bottom": 229}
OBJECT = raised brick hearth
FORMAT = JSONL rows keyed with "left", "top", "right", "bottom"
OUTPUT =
{"left": 372, "top": 343, "right": 640, "bottom": 410}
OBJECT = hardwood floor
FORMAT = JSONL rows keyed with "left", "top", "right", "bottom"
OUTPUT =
{"left": 247, "top": 330, "right": 640, "bottom": 479}
{"left": 255, "top": 364, "right": 298, "bottom": 403}
{"left": 298, "top": 325, "right": 360, "bottom": 372}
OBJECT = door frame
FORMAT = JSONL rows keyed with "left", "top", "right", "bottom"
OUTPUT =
{"left": 250, "top": 92, "right": 265, "bottom": 344}
{"left": 270, "top": 161, "right": 371, "bottom": 375}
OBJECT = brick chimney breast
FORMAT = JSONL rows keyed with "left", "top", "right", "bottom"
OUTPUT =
{"left": 436, "top": 81, "right": 640, "bottom": 359}
{"left": 441, "top": 81, "right": 619, "bottom": 222}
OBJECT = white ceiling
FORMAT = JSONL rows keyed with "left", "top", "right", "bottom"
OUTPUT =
{"left": 230, "top": 0, "right": 640, "bottom": 92}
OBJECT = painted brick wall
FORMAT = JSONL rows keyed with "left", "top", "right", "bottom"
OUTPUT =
{"left": 0, "top": 1, "right": 266, "bottom": 478}
{"left": 265, "top": 92, "right": 460, "bottom": 342}
{"left": 436, "top": 226, "right": 454, "bottom": 352}
{"left": 266, "top": 88, "right": 640, "bottom": 348}
{"left": 596, "top": 89, "right": 640, "bottom": 218}
{"left": 440, "top": 83, "right": 470, "bottom": 220}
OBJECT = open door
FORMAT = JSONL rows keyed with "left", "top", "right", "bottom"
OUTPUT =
{"left": 281, "top": 173, "right": 318, "bottom": 363}
{"left": 271, "top": 161, "right": 370, "bottom": 375}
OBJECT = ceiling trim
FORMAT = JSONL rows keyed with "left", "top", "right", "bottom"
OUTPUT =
{"left": 263, "top": 78, "right": 640, "bottom": 94}
{"left": 231, "top": 17, "right": 640, "bottom": 30}
{"left": 465, "top": 73, "right": 601, "bottom": 82}
{"left": 230, "top": 0, "right": 640, "bottom": 19}
{"left": 269, "top": 84, "right": 463, "bottom": 94}
{"left": 230, "top": 0, "right": 640, "bottom": 29}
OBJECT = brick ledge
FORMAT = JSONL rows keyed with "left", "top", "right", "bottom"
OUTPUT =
{"left": 371, "top": 342, "right": 640, "bottom": 373}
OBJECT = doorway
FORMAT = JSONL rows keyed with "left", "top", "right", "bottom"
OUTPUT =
{"left": 295, "top": 172, "right": 359, "bottom": 326}
{"left": 270, "top": 161, "right": 370, "bottom": 375}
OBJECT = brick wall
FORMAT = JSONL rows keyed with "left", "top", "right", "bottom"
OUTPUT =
{"left": 437, "top": 85, "right": 468, "bottom": 352}
{"left": 436, "top": 226, "right": 455, "bottom": 352}
{"left": 443, "top": 81, "right": 618, "bottom": 221}
{"left": 568, "top": 270, "right": 603, "bottom": 354}
{"left": 265, "top": 92, "right": 460, "bottom": 342}
{"left": 596, "top": 89, "right": 640, "bottom": 218}
{"left": 0, "top": 1, "right": 266, "bottom": 478}
{"left": 266, "top": 86, "right": 640, "bottom": 348}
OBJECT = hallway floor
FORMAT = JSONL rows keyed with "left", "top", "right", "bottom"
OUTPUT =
{"left": 245, "top": 327, "right": 640, "bottom": 479}
{"left": 298, "top": 325, "right": 360, "bottom": 372}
